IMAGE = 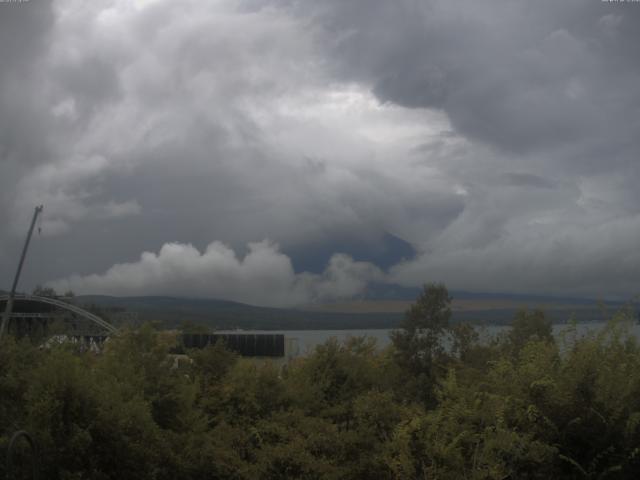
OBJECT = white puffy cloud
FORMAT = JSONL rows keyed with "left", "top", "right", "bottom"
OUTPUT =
{"left": 48, "top": 240, "right": 383, "bottom": 307}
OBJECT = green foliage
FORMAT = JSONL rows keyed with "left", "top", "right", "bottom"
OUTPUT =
{"left": 391, "top": 282, "right": 454, "bottom": 406}
{"left": 3, "top": 290, "right": 640, "bottom": 479}
{"left": 507, "top": 308, "right": 554, "bottom": 355}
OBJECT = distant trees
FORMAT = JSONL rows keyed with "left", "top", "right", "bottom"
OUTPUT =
{"left": 31, "top": 285, "right": 74, "bottom": 299}
{"left": 32, "top": 285, "right": 57, "bottom": 297}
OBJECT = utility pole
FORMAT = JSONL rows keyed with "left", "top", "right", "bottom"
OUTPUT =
{"left": 0, "top": 205, "right": 44, "bottom": 342}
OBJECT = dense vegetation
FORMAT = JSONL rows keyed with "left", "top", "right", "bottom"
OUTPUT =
{"left": 2, "top": 284, "right": 640, "bottom": 479}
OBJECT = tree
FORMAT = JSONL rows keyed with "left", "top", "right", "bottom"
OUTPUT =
{"left": 391, "top": 283, "right": 452, "bottom": 406}
{"left": 507, "top": 309, "right": 553, "bottom": 355}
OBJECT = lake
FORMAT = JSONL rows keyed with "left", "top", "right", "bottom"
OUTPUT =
{"left": 217, "top": 321, "right": 640, "bottom": 356}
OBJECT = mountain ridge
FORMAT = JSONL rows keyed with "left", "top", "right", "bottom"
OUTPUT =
{"left": 69, "top": 291, "right": 631, "bottom": 330}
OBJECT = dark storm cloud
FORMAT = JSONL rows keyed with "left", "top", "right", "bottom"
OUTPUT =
{"left": 502, "top": 173, "right": 556, "bottom": 189}
{"left": 0, "top": 1, "right": 53, "bottom": 74}
{"left": 0, "top": 2, "right": 55, "bottom": 169}
{"left": 52, "top": 56, "right": 122, "bottom": 119}
{"left": 0, "top": 1, "right": 56, "bottom": 275}
{"left": 251, "top": 0, "right": 640, "bottom": 298}
{"left": 278, "top": 0, "right": 640, "bottom": 156}
{"left": 0, "top": 0, "right": 465, "bottom": 304}
{"left": 2, "top": 0, "right": 640, "bottom": 303}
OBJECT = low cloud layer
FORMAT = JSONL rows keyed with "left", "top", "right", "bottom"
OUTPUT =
{"left": 49, "top": 240, "right": 383, "bottom": 307}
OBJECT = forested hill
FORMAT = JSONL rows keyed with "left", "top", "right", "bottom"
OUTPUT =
{"left": 73, "top": 293, "right": 630, "bottom": 330}
{"left": 75, "top": 295, "right": 401, "bottom": 330}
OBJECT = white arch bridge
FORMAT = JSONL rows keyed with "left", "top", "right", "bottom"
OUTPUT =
{"left": 0, "top": 294, "right": 117, "bottom": 335}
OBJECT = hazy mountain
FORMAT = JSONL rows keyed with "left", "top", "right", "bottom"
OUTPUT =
{"left": 72, "top": 289, "right": 633, "bottom": 331}
{"left": 75, "top": 295, "right": 401, "bottom": 330}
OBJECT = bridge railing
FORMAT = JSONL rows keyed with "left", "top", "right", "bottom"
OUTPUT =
{"left": 0, "top": 294, "right": 117, "bottom": 334}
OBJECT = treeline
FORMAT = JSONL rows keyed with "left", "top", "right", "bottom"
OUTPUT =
{"left": 2, "top": 284, "right": 640, "bottom": 479}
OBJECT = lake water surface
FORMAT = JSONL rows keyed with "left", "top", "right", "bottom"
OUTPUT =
{"left": 218, "top": 322, "right": 640, "bottom": 356}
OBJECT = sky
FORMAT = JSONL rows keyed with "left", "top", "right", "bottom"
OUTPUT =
{"left": 1, "top": 0, "right": 639, "bottom": 306}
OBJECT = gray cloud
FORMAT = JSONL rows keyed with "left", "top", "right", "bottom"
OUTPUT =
{"left": 286, "top": 0, "right": 640, "bottom": 155}
{"left": 501, "top": 173, "right": 556, "bottom": 189}
{"left": 2, "top": 0, "right": 640, "bottom": 304}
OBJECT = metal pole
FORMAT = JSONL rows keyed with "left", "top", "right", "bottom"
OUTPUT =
{"left": 0, "top": 205, "right": 43, "bottom": 342}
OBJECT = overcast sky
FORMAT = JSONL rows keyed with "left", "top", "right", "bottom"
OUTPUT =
{"left": 1, "top": 0, "right": 639, "bottom": 306}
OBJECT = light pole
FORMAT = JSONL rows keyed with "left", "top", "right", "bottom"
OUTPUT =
{"left": 0, "top": 205, "right": 44, "bottom": 342}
